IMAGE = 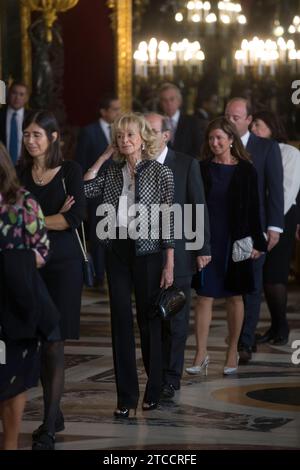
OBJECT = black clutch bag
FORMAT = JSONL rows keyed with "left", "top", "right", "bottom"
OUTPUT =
{"left": 154, "top": 285, "right": 186, "bottom": 321}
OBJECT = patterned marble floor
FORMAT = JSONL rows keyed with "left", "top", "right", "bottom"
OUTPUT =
{"left": 10, "top": 284, "right": 300, "bottom": 449}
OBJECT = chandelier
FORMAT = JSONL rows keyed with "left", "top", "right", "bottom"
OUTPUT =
{"left": 174, "top": 0, "right": 246, "bottom": 27}
{"left": 133, "top": 38, "right": 205, "bottom": 78}
{"left": 24, "top": 0, "right": 79, "bottom": 41}
{"left": 234, "top": 36, "right": 300, "bottom": 76}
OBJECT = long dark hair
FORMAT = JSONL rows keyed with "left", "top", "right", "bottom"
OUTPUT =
{"left": 0, "top": 142, "right": 21, "bottom": 205}
{"left": 19, "top": 110, "right": 63, "bottom": 170}
{"left": 201, "top": 116, "right": 251, "bottom": 162}
{"left": 251, "top": 110, "right": 288, "bottom": 143}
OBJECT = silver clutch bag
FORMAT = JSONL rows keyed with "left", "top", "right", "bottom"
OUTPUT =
{"left": 232, "top": 236, "right": 253, "bottom": 262}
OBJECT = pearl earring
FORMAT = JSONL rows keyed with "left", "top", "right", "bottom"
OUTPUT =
{"left": 141, "top": 143, "right": 145, "bottom": 151}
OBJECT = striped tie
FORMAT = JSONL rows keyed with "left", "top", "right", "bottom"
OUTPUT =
{"left": 9, "top": 112, "right": 18, "bottom": 164}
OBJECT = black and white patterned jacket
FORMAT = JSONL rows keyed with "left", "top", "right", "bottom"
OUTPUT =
{"left": 84, "top": 159, "right": 175, "bottom": 256}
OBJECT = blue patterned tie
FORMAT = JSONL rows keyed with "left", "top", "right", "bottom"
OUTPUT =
{"left": 9, "top": 112, "right": 18, "bottom": 164}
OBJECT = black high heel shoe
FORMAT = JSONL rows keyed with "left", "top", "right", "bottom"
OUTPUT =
{"left": 113, "top": 407, "right": 137, "bottom": 418}
{"left": 142, "top": 401, "right": 159, "bottom": 411}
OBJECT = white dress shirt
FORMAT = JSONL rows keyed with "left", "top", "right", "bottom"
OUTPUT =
{"left": 279, "top": 143, "right": 300, "bottom": 215}
{"left": 156, "top": 146, "right": 168, "bottom": 165}
{"left": 241, "top": 130, "right": 250, "bottom": 147}
{"left": 117, "top": 162, "right": 139, "bottom": 238}
{"left": 6, "top": 106, "right": 24, "bottom": 159}
{"left": 99, "top": 118, "right": 112, "bottom": 144}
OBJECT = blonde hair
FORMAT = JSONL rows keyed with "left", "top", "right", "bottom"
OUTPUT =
{"left": 112, "top": 112, "right": 158, "bottom": 161}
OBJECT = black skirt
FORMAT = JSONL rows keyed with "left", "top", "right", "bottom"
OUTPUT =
{"left": 0, "top": 335, "right": 41, "bottom": 402}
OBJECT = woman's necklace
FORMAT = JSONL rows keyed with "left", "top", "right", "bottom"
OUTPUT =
{"left": 126, "top": 162, "right": 136, "bottom": 191}
{"left": 33, "top": 167, "right": 47, "bottom": 186}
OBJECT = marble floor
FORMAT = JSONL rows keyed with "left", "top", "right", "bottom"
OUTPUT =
{"left": 12, "top": 284, "right": 300, "bottom": 450}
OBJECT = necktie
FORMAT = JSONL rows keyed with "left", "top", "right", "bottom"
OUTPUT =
{"left": 169, "top": 118, "right": 176, "bottom": 145}
{"left": 9, "top": 112, "right": 18, "bottom": 164}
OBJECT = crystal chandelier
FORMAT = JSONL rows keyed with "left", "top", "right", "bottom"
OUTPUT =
{"left": 174, "top": 0, "right": 246, "bottom": 27}
{"left": 133, "top": 37, "right": 205, "bottom": 78}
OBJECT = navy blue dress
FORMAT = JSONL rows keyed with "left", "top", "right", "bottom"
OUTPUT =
{"left": 195, "top": 162, "right": 238, "bottom": 298}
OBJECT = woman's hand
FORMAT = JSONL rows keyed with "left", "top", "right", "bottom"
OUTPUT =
{"left": 250, "top": 248, "right": 262, "bottom": 259}
{"left": 34, "top": 250, "right": 45, "bottom": 268}
{"left": 196, "top": 255, "right": 211, "bottom": 270}
{"left": 84, "top": 145, "right": 115, "bottom": 181}
{"left": 101, "top": 144, "right": 115, "bottom": 162}
{"left": 160, "top": 263, "right": 174, "bottom": 289}
{"left": 59, "top": 195, "right": 75, "bottom": 213}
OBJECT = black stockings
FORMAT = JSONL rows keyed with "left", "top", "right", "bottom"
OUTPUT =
{"left": 263, "top": 283, "right": 289, "bottom": 337}
{"left": 40, "top": 340, "right": 64, "bottom": 434}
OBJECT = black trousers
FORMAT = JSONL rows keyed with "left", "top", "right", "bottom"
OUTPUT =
{"left": 106, "top": 240, "right": 163, "bottom": 409}
{"left": 162, "top": 276, "right": 192, "bottom": 389}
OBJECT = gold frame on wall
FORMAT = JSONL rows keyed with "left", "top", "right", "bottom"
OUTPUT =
{"left": 20, "top": 0, "right": 32, "bottom": 90}
{"left": 107, "top": 0, "right": 132, "bottom": 111}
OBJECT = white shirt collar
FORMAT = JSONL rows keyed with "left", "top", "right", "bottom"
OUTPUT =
{"left": 169, "top": 109, "right": 180, "bottom": 125}
{"left": 99, "top": 118, "right": 111, "bottom": 143}
{"left": 156, "top": 146, "right": 168, "bottom": 165}
{"left": 241, "top": 130, "right": 250, "bottom": 147}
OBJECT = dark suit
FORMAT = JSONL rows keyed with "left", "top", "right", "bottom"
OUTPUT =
{"left": 0, "top": 108, "right": 7, "bottom": 146}
{"left": 76, "top": 121, "right": 109, "bottom": 285}
{"left": 0, "top": 107, "right": 27, "bottom": 162}
{"left": 296, "top": 191, "right": 300, "bottom": 224}
{"left": 162, "top": 148, "right": 210, "bottom": 389}
{"left": 169, "top": 113, "right": 204, "bottom": 159}
{"left": 240, "top": 133, "right": 284, "bottom": 349}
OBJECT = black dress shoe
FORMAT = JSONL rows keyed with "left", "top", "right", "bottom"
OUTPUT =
{"left": 113, "top": 407, "right": 136, "bottom": 418}
{"left": 32, "top": 430, "right": 55, "bottom": 450}
{"left": 255, "top": 329, "right": 275, "bottom": 344}
{"left": 269, "top": 335, "right": 289, "bottom": 346}
{"left": 32, "top": 411, "right": 65, "bottom": 440}
{"left": 238, "top": 344, "right": 252, "bottom": 364}
{"left": 160, "top": 383, "right": 175, "bottom": 399}
{"left": 142, "top": 401, "right": 159, "bottom": 411}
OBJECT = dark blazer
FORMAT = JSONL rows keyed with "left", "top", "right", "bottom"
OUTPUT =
{"left": 0, "top": 108, "right": 7, "bottom": 145}
{"left": 246, "top": 133, "right": 284, "bottom": 231}
{"left": 0, "top": 250, "right": 60, "bottom": 340}
{"left": 76, "top": 121, "right": 109, "bottom": 173}
{"left": 169, "top": 113, "right": 204, "bottom": 159}
{"left": 164, "top": 149, "right": 210, "bottom": 278}
{"left": 0, "top": 107, "right": 28, "bottom": 148}
{"left": 200, "top": 158, "right": 267, "bottom": 293}
{"left": 76, "top": 121, "right": 110, "bottom": 246}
